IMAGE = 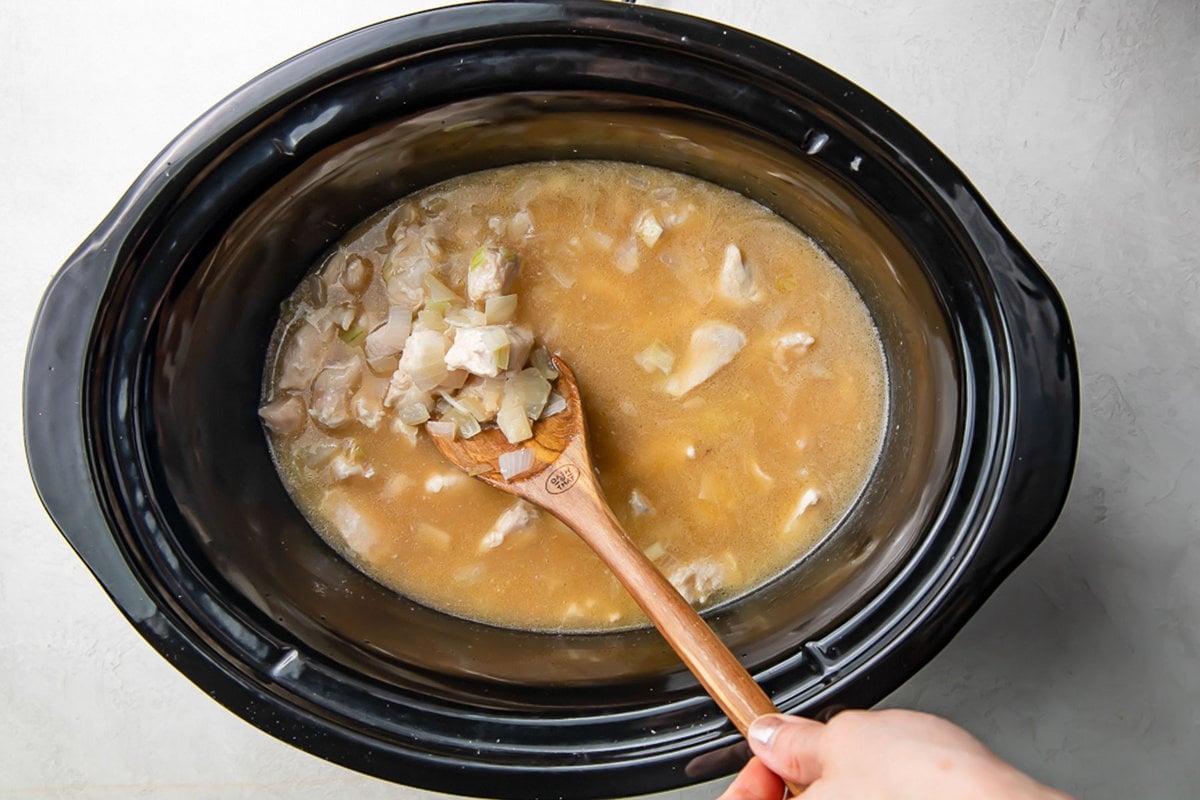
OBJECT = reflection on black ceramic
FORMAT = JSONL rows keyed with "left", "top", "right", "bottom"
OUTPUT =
{"left": 23, "top": 2, "right": 1077, "bottom": 798}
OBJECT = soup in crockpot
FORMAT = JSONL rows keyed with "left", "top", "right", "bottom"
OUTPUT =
{"left": 259, "top": 161, "right": 887, "bottom": 632}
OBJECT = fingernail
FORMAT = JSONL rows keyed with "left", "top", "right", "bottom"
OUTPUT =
{"left": 748, "top": 715, "right": 785, "bottom": 747}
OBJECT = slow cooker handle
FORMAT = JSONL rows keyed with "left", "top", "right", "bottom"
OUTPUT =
{"left": 24, "top": 236, "right": 154, "bottom": 615}
{"left": 968, "top": 232, "right": 1078, "bottom": 587}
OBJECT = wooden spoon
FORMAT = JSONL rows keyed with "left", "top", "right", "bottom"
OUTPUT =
{"left": 431, "top": 356, "right": 803, "bottom": 794}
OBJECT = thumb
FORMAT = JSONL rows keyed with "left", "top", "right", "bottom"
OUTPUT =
{"left": 746, "top": 714, "right": 827, "bottom": 787}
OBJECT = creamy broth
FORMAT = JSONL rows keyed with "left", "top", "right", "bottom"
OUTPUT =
{"left": 261, "top": 161, "right": 886, "bottom": 632}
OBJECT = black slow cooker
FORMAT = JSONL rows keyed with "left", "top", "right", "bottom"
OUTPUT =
{"left": 24, "top": 2, "right": 1077, "bottom": 797}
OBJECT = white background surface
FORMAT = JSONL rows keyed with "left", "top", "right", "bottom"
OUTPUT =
{"left": 2, "top": 1, "right": 1198, "bottom": 798}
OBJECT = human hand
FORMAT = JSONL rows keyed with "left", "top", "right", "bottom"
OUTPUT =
{"left": 718, "top": 709, "right": 1074, "bottom": 799}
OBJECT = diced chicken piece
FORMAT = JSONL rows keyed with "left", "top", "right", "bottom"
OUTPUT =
{"left": 784, "top": 488, "right": 822, "bottom": 532}
{"left": 258, "top": 396, "right": 307, "bottom": 435}
{"left": 665, "top": 203, "right": 694, "bottom": 227}
{"left": 351, "top": 371, "right": 390, "bottom": 429}
{"left": 454, "top": 564, "right": 484, "bottom": 585}
{"left": 774, "top": 331, "right": 816, "bottom": 367}
{"left": 320, "top": 489, "right": 379, "bottom": 553}
{"left": 308, "top": 356, "right": 364, "bottom": 429}
{"left": 391, "top": 417, "right": 419, "bottom": 446}
{"left": 718, "top": 244, "right": 758, "bottom": 303}
{"left": 365, "top": 307, "right": 412, "bottom": 362}
{"left": 629, "top": 489, "right": 654, "bottom": 516}
{"left": 444, "top": 325, "right": 511, "bottom": 377}
{"left": 479, "top": 500, "right": 540, "bottom": 552}
{"left": 383, "top": 238, "right": 434, "bottom": 309}
{"left": 614, "top": 239, "right": 640, "bottom": 274}
{"left": 319, "top": 264, "right": 356, "bottom": 308}
{"left": 664, "top": 322, "right": 747, "bottom": 397}
{"left": 355, "top": 284, "right": 390, "bottom": 339}
{"left": 340, "top": 255, "right": 372, "bottom": 294}
{"left": 329, "top": 451, "right": 374, "bottom": 481}
{"left": 415, "top": 523, "right": 452, "bottom": 552}
{"left": 380, "top": 473, "right": 414, "bottom": 501}
{"left": 296, "top": 434, "right": 339, "bottom": 468}
{"left": 424, "top": 471, "right": 465, "bottom": 494}
{"left": 384, "top": 369, "right": 413, "bottom": 408}
{"left": 467, "top": 246, "right": 519, "bottom": 304}
{"left": 668, "top": 559, "right": 725, "bottom": 604}
{"left": 277, "top": 323, "right": 331, "bottom": 392}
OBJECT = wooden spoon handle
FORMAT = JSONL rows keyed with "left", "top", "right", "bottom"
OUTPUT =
{"left": 520, "top": 436, "right": 792, "bottom": 748}
{"left": 575, "top": 493, "right": 780, "bottom": 732}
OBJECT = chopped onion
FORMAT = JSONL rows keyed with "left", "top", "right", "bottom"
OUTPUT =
{"left": 507, "top": 368, "right": 552, "bottom": 420}
{"left": 530, "top": 347, "right": 559, "bottom": 380}
{"left": 397, "top": 329, "right": 449, "bottom": 391}
{"left": 437, "top": 391, "right": 472, "bottom": 415}
{"left": 629, "top": 489, "right": 654, "bottom": 516}
{"left": 339, "top": 325, "right": 367, "bottom": 346}
{"left": 636, "top": 211, "right": 664, "bottom": 246}
{"left": 634, "top": 340, "right": 675, "bottom": 375}
{"left": 415, "top": 308, "right": 447, "bottom": 332}
{"left": 540, "top": 391, "right": 567, "bottom": 419}
{"left": 365, "top": 307, "right": 412, "bottom": 360}
{"left": 498, "top": 447, "right": 535, "bottom": 480}
{"left": 783, "top": 488, "right": 822, "bottom": 532}
{"left": 398, "top": 402, "right": 431, "bottom": 426}
{"left": 505, "top": 325, "right": 535, "bottom": 371}
{"left": 438, "top": 369, "right": 470, "bottom": 391}
{"left": 484, "top": 294, "right": 518, "bottom": 324}
{"left": 468, "top": 246, "right": 488, "bottom": 271}
{"left": 366, "top": 353, "right": 400, "bottom": 375}
{"left": 497, "top": 388, "right": 533, "bottom": 443}
{"left": 444, "top": 307, "right": 488, "bottom": 328}
{"left": 458, "top": 376, "right": 505, "bottom": 420}
{"left": 446, "top": 391, "right": 488, "bottom": 422}
{"left": 443, "top": 408, "right": 482, "bottom": 439}
{"left": 423, "top": 272, "right": 462, "bottom": 304}
{"left": 425, "top": 419, "right": 457, "bottom": 439}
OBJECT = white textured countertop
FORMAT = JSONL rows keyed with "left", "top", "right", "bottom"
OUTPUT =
{"left": 3, "top": 1, "right": 1197, "bottom": 798}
